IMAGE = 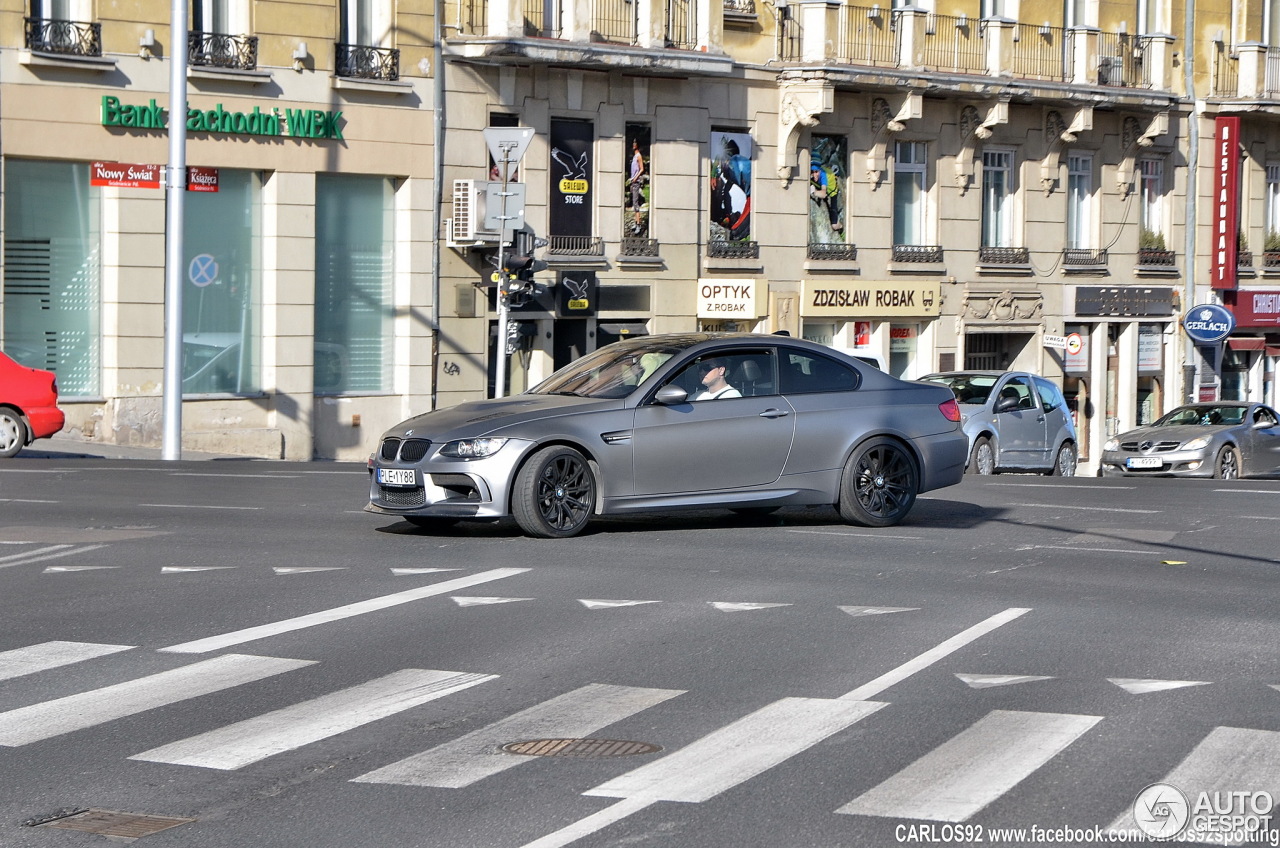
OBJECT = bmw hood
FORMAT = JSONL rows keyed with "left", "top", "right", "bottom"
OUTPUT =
{"left": 382, "top": 394, "right": 624, "bottom": 441}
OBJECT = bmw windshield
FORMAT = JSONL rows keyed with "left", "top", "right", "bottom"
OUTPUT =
{"left": 528, "top": 339, "right": 687, "bottom": 399}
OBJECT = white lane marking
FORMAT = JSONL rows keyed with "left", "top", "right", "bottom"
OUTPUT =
{"left": 131, "top": 669, "right": 497, "bottom": 770}
{"left": 139, "top": 504, "right": 263, "bottom": 511}
{"left": 1242, "top": 515, "right": 1280, "bottom": 520}
{"left": 1108, "top": 678, "right": 1211, "bottom": 694}
{"left": 0, "top": 498, "right": 58, "bottom": 503}
{"left": 840, "top": 608, "right": 1032, "bottom": 701}
{"left": 162, "top": 567, "right": 238, "bottom": 573}
{"left": 43, "top": 565, "right": 119, "bottom": 572}
{"left": 954, "top": 673, "right": 1054, "bottom": 689}
{"left": 1016, "top": 545, "right": 1161, "bottom": 555}
{"left": 273, "top": 567, "right": 347, "bottom": 575}
{"left": 390, "top": 568, "right": 462, "bottom": 576}
{"left": 1106, "top": 727, "right": 1280, "bottom": 840}
{"left": 0, "top": 544, "right": 109, "bottom": 570}
{"left": 1215, "top": 488, "right": 1280, "bottom": 494}
{"left": 787, "top": 530, "right": 924, "bottom": 540}
{"left": 0, "top": 654, "right": 314, "bottom": 746}
{"left": 160, "top": 568, "right": 529, "bottom": 654}
{"left": 519, "top": 698, "right": 887, "bottom": 848}
{"left": 709, "top": 602, "right": 791, "bottom": 612}
{"left": 169, "top": 473, "right": 301, "bottom": 478}
{"left": 1015, "top": 504, "right": 1161, "bottom": 514}
{"left": 354, "top": 683, "right": 684, "bottom": 788}
{"left": 451, "top": 596, "right": 532, "bottom": 607}
{"left": 989, "top": 482, "right": 1134, "bottom": 489}
{"left": 839, "top": 606, "right": 919, "bottom": 617}
{"left": 0, "top": 641, "right": 134, "bottom": 683}
{"left": 837, "top": 710, "right": 1101, "bottom": 822}
{"left": 578, "top": 599, "right": 661, "bottom": 609}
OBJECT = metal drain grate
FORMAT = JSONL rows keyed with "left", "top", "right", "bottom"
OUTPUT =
{"left": 35, "top": 809, "right": 195, "bottom": 838}
{"left": 501, "top": 738, "right": 661, "bottom": 758}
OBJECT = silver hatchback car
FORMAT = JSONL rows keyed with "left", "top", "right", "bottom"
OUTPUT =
{"left": 918, "top": 371, "right": 1078, "bottom": 476}
{"left": 367, "top": 333, "right": 969, "bottom": 537}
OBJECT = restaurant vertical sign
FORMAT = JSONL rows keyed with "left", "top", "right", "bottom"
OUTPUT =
{"left": 1211, "top": 116, "right": 1240, "bottom": 290}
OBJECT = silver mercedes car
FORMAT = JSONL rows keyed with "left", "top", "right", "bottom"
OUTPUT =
{"left": 366, "top": 333, "right": 968, "bottom": 537}
{"left": 1099, "top": 402, "right": 1280, "bottom": 479}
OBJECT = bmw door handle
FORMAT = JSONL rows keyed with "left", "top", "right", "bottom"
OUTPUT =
{"left": 759, "top": 408, "right": 791, "bottom": 419}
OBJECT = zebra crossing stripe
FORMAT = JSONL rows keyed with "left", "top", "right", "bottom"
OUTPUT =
{"left": 354, "top": 683, "right": 684, "bottom": 788}
{"left": 1105, "top": 726, "right": 1280, "bottom": 838}
{"left": 160, "top": 567, "right": 530, "bottom": 654}
{"left": 0, "top": 544, "right": 108, "bottom": 570}
{"left": 131, "top": 669, "right": 497, "bottom": 770}
{"left": 0, "top": 641, "right": 134, "bottom": 683}
{"left": 837, "top": 709, "right": 1101, "bottom": 822}
{"left": 0, "top": 654, "right": 315, "bottom": 747}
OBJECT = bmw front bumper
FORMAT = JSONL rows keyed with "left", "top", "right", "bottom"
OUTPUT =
{"left": 365, "top": 438, "right": 535, "bottom": 520}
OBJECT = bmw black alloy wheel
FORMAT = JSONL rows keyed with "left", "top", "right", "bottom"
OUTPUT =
{"left": 514, "top": 446, "right": 597, "bottom": 538}
{"left": 839, "top": 438, "right": 918, "bottom": 527}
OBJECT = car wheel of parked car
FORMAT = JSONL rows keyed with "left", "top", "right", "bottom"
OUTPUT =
{"left": 404, "top": 516, "right": 458, "bottom": 531}
{"left": 513, "top": 446, "right": 597, "bottom": 538}
{"left": 1048, "top": 442, "right": 1077, "bottom": 477}
{"left": 968, "top": 436, "right": 995, "bottom": 475}
{"left": 0, "top": 408, "right": 26, "bottom": 458}
{"left": 838, "top": 437, "right": 918, "bottom": 528}
{"left": 1213, "top": 446, "right": 1241, "bottom": 480}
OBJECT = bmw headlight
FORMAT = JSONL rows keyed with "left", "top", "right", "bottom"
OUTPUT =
{"left": 1103, "top": 438, "right": 1119, "bottom": 452}
{"left": 1182, "top": 435, "right": 1212, "bottom": 451}
{"left": 438, "top": 438, "right": 509, "bottom": 458}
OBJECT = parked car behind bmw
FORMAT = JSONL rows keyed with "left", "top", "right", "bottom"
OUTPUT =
{"left": 0, "top": 349, "right": 65, "bottom": 458}
{"left": 918, "top": 370, "right": 1078, "bottom": 476}
{"left": 1099, "top": 402, "right": 1280, "bottom": 479}
{"left": 367, "top": 333, "right": 969, "bottom": 538}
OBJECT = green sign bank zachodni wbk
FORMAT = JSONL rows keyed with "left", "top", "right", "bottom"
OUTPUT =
{"left": 101, "top": 96, "right": 344, "bottom": 140}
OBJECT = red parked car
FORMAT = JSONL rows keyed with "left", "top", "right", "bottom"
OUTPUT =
{"left": 0, "top": 349, "right": 65, "bottom": 457}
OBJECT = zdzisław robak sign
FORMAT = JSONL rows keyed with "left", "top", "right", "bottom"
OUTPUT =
{"left": 1182, "top": 303, "right": 1235, "bottom": 345}
{"left": 102, "top": 96, "right": 344, "bottom": 140}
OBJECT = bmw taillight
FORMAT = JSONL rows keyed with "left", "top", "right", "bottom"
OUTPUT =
{"left": 939, "top": 398, "right": 961, "bottom": 422}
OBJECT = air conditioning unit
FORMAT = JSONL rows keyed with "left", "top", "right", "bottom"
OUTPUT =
{"left": 447, "top": 179, "right": 506, "bottom": 247}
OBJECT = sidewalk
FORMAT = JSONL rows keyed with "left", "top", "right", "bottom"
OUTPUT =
{"left": 19, "top": 435, "right": 254, "bottom": 462}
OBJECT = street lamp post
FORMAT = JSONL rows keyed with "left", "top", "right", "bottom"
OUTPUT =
{"left": 161, "top": 0, "right": 189, "bottom": 460}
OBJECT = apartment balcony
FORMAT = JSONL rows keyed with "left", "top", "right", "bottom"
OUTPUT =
{"left": 806, "top": 242, "right": 858, "bottom": 261}
{"left": 1211, "top": 43, "right": 1280, "bottom": 103}
{"left": 188, "top": 32, "right": 259, "bottom": 70}
{"left": 443, "top": 0, "right": 733, "bottom": 75}
{"left": 335, "top": 43, "right": 400, "bottom": 81}
{"left": 777, "top": 7, "right": 1174, "bottom": 98}
{"left": 1062, "top": 248, "right": 1109, "bottom": 274}
{"left": 24, "top": 17, "right": 101, "bottom": 57}
{"left": 547, "top": 235, "right": 605, "bottom": 257}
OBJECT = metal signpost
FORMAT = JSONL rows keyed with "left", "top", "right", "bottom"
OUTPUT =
{"left": 162, "top": 0, "right": 189, "bottom": 460}
{"left": 482, "top": 127, "right": 533, "bottom": 399}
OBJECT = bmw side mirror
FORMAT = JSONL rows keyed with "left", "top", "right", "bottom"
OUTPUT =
{"left": 995, "top": 396, "right": 1019, "bottom": 413}
{"left": 654, "top": 384, "right": 689, "bottom": 405}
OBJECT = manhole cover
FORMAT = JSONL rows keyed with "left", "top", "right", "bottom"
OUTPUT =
{"left": 501, "top": 738, "right": 661, "bottom": 758}
{"left": 34, "top": 809, "right": 194, "bottom": 838}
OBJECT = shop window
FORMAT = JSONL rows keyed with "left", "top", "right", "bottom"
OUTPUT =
{"left": 2, "top": 159, "right": 100, "bottom": 396}
{"left": 182, "top": 170, "right": 261, "bottom": 396}
{"left": 315, "top": 175, "right": 394, "bottom": 394}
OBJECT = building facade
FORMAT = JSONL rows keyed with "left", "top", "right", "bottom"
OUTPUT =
{"left": 2, "top": 0, "right": 1278, "bottom": 470}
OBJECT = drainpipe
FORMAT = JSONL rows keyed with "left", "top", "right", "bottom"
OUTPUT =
{"left": 1181, "top": 0, "right": 1198, "bottom": 404}
{"left": 430, "top": 0, "right": 446, "bottom": 413}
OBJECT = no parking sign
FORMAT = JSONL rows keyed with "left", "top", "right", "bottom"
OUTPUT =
{"left": 188, "top": 254, "right": 218, "bottom": 288}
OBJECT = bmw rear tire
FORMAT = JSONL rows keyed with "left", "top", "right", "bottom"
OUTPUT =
{"left": 838, "top": 437, "right": 918, "bottom": 528}
{"left": 513, "top": 446, "right": 597, "bottom": 538}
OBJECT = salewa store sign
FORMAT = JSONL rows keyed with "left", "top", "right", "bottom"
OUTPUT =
{"left": 101, "top": 97, "right": 345, "bottom": 140}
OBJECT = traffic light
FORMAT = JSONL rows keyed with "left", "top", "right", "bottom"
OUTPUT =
{"left": 501, "top": 252, "right": 536, "bottom": 297}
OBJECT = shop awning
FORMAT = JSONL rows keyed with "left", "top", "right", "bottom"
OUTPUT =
{"left": 1227, "top": 337, "right": 1266, "bottom": 350}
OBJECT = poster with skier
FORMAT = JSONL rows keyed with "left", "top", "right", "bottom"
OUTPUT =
{"left": 709, "top": 130, "right": 752, "bottom": 243}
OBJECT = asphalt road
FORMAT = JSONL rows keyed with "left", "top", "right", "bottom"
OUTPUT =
{"left": 1, "top": 456, "right": 1279, "bottom": 847}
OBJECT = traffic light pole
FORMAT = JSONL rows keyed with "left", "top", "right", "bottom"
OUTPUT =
{"left": 493, "top": 147, "right": 516, "bottom": 399}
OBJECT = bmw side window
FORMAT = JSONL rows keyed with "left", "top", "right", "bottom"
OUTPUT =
{"left": 779, "top": 350, "right": 860, "bottom": 394}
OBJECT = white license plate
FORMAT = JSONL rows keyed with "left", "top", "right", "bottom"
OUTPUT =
{"left": 378, "top": 468, "right": 417, "bottom": 486}
{"left": 1126, "top": 457, "right": 1162, "bottom": 469}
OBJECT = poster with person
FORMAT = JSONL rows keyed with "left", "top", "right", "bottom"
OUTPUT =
{"left": 709, "top": 130, "right": 752, "bottom": 242}
{"left": 808, "top": 135, "right": 846, "bottom": 244}
{"left": 625, "top": 124, "right": 651, "bottom": 238}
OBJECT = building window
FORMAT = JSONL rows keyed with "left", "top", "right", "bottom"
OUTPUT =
{"left": 182, "top": 171, "right": 261, "bottom": 396}
{"left": 808, "top": 135, "right": 847, "bottom": 246}
{"left": 893, "top": 141, "right": 928, "bottom": 246}
{"left": 26, "top": 0, "right": 100, "bottom": 55}
{"left": 1066, "top": 153, "right": 1094, "bottom": 248}
{"left": 981, "top": 148, "right": 1015, "bottom": 248}
{"left": 1139, "top": 157, "right": 1165, "bottom": 242}
{"left": 625, "top": 123, "right": 652, "bottom": 239}
{"left": 2, "top": 159, "right": 100, "bottom": 396}
{"left": 341, "top": 0, "right": 391, "bottom": 47}
{"left": 314, "top": 175, "right": 394, "bottom": 394}
{"left": 1266, "top": 165, "right": 1280, "bottom": 244}
{"left": 1137, "top": 0, "right": 1166, "bottom": 33}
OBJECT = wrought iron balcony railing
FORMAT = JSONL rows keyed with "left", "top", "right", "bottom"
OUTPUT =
{"left": 979, "top": 246, "right": 1030, "bottom": 265}
{"left": 1062, "top": 248, "right": 1109, "bottom": 269}
{"left": 548, "top": 235, "right": 605, "bottom": 256}
{"left": 24, "top": 17, "right": 102, "bottom": 57}
{"left": 335, "top": 43, "right": 400, "bottom": 80}
{"left": 807, "top": 242, "right": 858, "bottom": 261}
{"left": 892, "top": 244, "right": 943, "bottom": 263}
{"left": 1137, "top": 247, "right": 1176, "bottom": 267}
{"left": 1264, "top": 251, "right": 1280, "bottom": 269}
{"left": 188, "top": 31, "right": 258, "bottom": 70}
{"left": 708, "top": 240, "right": 760, "bottom": 259}
{"left": 620, "top": 237, "right": 660, "bottom": 257}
